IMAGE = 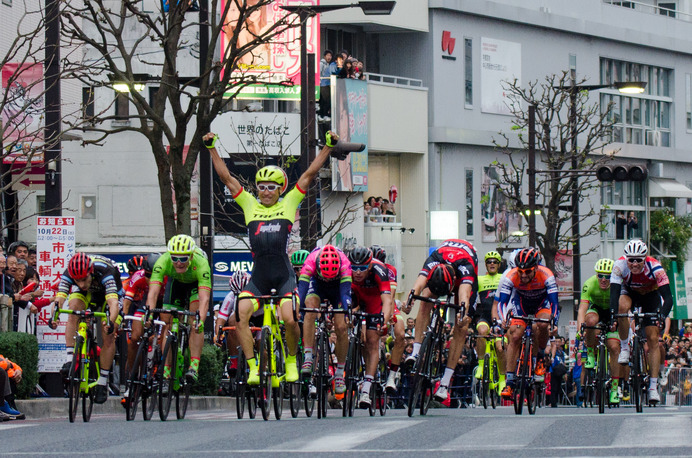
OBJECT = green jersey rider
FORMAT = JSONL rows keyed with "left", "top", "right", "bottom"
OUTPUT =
{"left": 205, "top": 130, "right": 337, "bottom": 385}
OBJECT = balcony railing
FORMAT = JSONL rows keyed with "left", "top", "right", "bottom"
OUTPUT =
{"left": 603, "top": 0, "right": 692, "bottom": 21}
{"left": 363, "top": 72, "right": 425, "bottom": 89}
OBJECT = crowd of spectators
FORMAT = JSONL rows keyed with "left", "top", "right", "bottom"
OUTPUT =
{"left": 0, "top": 241, "right": 47, "bottom": 334}
{"left": 318, "top": 49, "right": 366, "bottom": 122}
{"left": 364, "top": 196, "right": 395, "bottom": 222}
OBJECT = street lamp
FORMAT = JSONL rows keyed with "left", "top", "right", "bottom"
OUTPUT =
{"left": 280, "top": 1, "right": 396, "bottom": 250}
{"left": 526, "top": 79, "right": 646, "bottom": 316}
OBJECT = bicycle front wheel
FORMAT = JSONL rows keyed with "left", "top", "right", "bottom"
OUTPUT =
{"left": 407, "top": 334, "right": 430, "bottom": 417}
{"left": 481, "top": 353, "right": 490, "bottom": 409}
{"left": 159, "top": 338, "right": 176, "bottom": 421}
{"left": 259, "top": 327, "right": 272, "bottom": 421}
{"left": 316, "top": 331, "right": 329, "bottom": 419}
{"left": 343, "top": 335, "right": 360, "bottom": 418}
{"left": 236, "top": 351, "right": 247, "bottom": 419}
{"left": 82, "top": 341, "right": 97, "bottom": 422}
{"left": 597, "top": 344, "right": 607, "bottom": 414}
{"left": 126, "top": 341, "right": 147, "bottom": 421}
{"left": 378, "top": 350, "right": 389, "bottom": 416}
{"left": 420, "top": 337, "right": 439, "bottom": 416}
{"left": 67, "top": 337, "right": 83, "bottom": 423}
{"left": 143, "top": 344, "right": 161, "bottom": 421}
{"left": 632, "top": 338, "right": 643, "bottom": 413}
{"left": 176, "top": 345, "right": 191, "bottom": 420}
{"left": 272, "top": 338, "right": 285, "bottom": 420}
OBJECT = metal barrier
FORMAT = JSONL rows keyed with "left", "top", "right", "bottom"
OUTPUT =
{"left": 660, "top": 367, "right": 692, "bottom": 407}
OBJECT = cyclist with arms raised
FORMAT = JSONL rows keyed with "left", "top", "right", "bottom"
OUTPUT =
{"left": 578, "top": 258, "right": 622, "bottom": 405}
{"left": 495, "top": 247, "right": 559, "bottom": 400}
{"left": 50, "top": 253, "right": 123, "bottom": 404}
{"left": 298, "top": 245, "right": 352, "bottom": 394}
{"left": 146, "top": 235, "right": 211, "bottom": 387}
{"left": 348, "top": 246, "right": 393, "bottom": 407}
{"left": 610, "top": 239, "right": 672, "bottom": 404}
{"left": 403, "top": 238, "right": 479, "bottom": 402}
{"left": 206, "top": 131, "right": 336, "bottom": 385}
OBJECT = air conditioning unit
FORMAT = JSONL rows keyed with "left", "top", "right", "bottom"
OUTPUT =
{"left": 646, "top": 130, "right": 661, "bottom": 146}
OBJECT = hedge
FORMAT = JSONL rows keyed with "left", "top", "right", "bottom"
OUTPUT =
{"left": 0, "top": 332, "right": 39, "bottom": 399}
{"left": 191, "top": 343, "right": 224, "bottom": 396}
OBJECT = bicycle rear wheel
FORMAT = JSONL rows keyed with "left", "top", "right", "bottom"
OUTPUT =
{"left": 597, "top": 344, "right": 607, "bottom": 414}
{"left": 176, "top": 345, "right": 191, "bottom": 420}
{"left": 259, "top": 327, "right": 272, "bottom": 421}
{"left": 127, "top": 341, "right": 147, "bottom": 421}
{"left": 236, "top": 351, "right": 247, "bottom": 419}
{"left": 143, "top": 344, "right": 160, "bottom": 421}
{"left": 159, "top": 338, "right": 175, "bottom": 421}
{"left": 272, "top": 339, "right": 285, "bottom": 420}
{"left": 67, "top": 338, "right": 83, "bottom": 423}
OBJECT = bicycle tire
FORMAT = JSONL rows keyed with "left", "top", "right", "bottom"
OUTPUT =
{"left": 527, "top": 381, "right": 537, "bottom": 415}
{"left": 236, "top": 351, "right": 247, "bottom": 419}
{"left": 632, "top": 337, "right": 643, "bottom": 413}
{"left": 176, "top": 344, "right": 191, "bottom": 420}
{"left": 514, "top": 339, "right": 528, "bottom": 415}
{"left": 67, "top": 337, "right": 83, "bottom": 423}
{"left": 407, "top": 333, "right": 430, "bottom": 417}
{"left": 378, "top": 351, "right": 389, "bottom": 416}
{"left": 343, "top": 335, "right": 359, "bottom": 417}
{"left": 583, "top": 368, "right": 594, "bottom": 408}
{"left": 289, "top": 351, "right": 302, "bottom": 418}
{"left": 247, "top": 388, "right": 258, "bottom": 419}
{"left": 482, "top": 353, "right": 490, "bottom": 409}
{"left": 83, "top": 341, "right": 97, "bottom": 423}
{"left": 597, "top": 344, "right": 607, "bottom": 414}
{"left": 490, "top": 356, "right": 499, "bottom": 409}
{"left": 316, "top": 331, "right": 328, "bottom": 419}
{"left": 259, "top": 327, "right": 272, "bottom": 421}
{"left": 159, "top": 338, "right": 175, "bottom": 421}
{"left": 126, "top": 341, "right": 147, "bottom": 421}
{"left": 272, "top": 338, "right": 285, "bottom": 420}
{"left": 421, "top": 337, "right": 440, "bottom": 416}
{"left": 143, "top": 345, "right": 160, "bottom": 421}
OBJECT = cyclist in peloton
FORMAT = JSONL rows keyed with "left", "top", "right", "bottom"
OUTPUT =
{"left": 123, "top": 255, "right": 146, "bottom": 290}
{"left": 205, "top": 131, "right": 337, "bottom": 385}
{"left": 494, "top": 247, "right": 559, "bottom": 400}
{"left": 146, "top": 235, "right": 211, "bottom": 389}
{"left": 577, "top": 258, "right": 623, "bottom": 405}
{"left": 291, "top": 250, "right": 310, "bottom": 282}
{"left": 403, "top": 239, "right": 479, "bottom": 402}
{"left": 610, "top": 239, "right": 673, "bottom": 404}
{"left": 348, "top": 246, "right": 393, "bottom": 408}
{"left": 474, "top": 250, "right": 506, "bottom": 392}
{"left": 50, "top": 253, "right": 123, "bottom": 404}
{"left": 215, "top": 271, "right": 252, "bottom": 374}
{"left": 370, "top": 245, "right": 406, "bottom": 392}
{"left": 298, "top": 245, "right": 352, "bottom": 394}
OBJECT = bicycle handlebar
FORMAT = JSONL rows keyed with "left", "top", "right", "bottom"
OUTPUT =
{"left": 508, "top": 313, "right": 553, "bottom": 324}
{"left": 409, "top": 293, "right": 463, "bottom": 311}
{"left": 54, "top": 307, "right": 108, "bottom": 319}
{"left": 123, "top": 314, "right": 166, "bottom": 327}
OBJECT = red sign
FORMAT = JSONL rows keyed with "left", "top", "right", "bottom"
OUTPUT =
{"left": 442, "top": 31, "right": 456, "bottom": 55}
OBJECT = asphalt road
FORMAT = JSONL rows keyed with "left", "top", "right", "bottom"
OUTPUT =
{"left": 2, "top": 404, "right": 691, "bottom": 457}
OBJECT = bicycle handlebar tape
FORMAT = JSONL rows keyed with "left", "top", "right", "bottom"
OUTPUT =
{"left": 204, "top": 135, "right": 218, "bottom": 149}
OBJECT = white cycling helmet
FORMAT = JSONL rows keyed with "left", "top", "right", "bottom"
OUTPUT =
{"left": 623, "top": 239, "right": 648, "bottom": 258}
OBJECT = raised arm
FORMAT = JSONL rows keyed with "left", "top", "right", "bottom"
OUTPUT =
{"left": 296, "top": 131, "right": 337, "bottom": 192}
{"left": 204, "top": 132, "right": 242, "bottom": 196}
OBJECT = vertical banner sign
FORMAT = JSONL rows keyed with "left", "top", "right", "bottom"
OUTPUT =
{"left": 36, "top": 217, "right": 76, "bottom": 373}
{"left": 554, "top": 250, "right": 574, "bottom": 299}
{"left": 2, "top": 63, "right": 45, "bottom": 163}
{"left": 331, "top": 78, "right": 368, "bottom": 192}
{"left": 670, "top": 261, "right": 689, "bottom": 320}
{"left": 480, "top": 37, "right": 521, "bottom": 115}
{"left": 221, "top": 0, "right": 320, "bottom": 100}
{"left": 568, "top": 320, "right": 578, "bottom": 359}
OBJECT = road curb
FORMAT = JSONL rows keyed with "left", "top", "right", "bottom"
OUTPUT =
{"left": 15, "top": 396, "right": 236, "bottom": 420}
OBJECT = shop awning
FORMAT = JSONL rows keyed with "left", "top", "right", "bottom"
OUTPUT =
{"left": 649, "top": 177, "right": 692, "bottom": 199}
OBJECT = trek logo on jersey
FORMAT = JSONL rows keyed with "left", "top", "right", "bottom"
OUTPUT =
{"left": 254, "top": 222, "right": 281, "bottom": 235}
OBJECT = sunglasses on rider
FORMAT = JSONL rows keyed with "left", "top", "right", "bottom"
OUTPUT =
{"left": 518, "top": 267, "right": 536, "bottom": 275}
{"left": 597, "top": 273, "right": 610, "bottom": 280}
{"left": 257, "top": 183, "right": 281, "bottom": 192}
{"left": 171, "top": 255, "right": 190, "bottom": 263}
{"left": 351, "top": 264, "right": 369, "bottom": 272}
{"left": 627, "top": 258, "right": 644, "bottom": 264}
{"left": 486, "top": 260, "right": 499, "bottom": 265}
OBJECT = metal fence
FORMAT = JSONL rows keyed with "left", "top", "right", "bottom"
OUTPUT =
{"left": 659, "top": 367, "right": 692, "bottom": 407}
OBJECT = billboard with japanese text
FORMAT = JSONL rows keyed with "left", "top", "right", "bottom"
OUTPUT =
{"left": 211, "top": 111, "right": 300, "bottom": 156}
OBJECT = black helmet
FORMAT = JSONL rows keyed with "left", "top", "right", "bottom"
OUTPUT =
{"left": 370, "top": 245, "right": 386, "bottom": 263}
{"left": 427, "top": 263, "right": 455, "bottom": 297}
{"left": 144, "top": 253, "right": 161, "bottom": 273}
{"left": 515, "top": 248, "right": 540, "bottom": 270}
{"left": 127, "top": 255, "right": 146, "bottom": 273}
{"left": 348, "top": 246, "right": 372, "bottom": 266}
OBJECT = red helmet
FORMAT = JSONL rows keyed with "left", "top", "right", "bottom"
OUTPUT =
{"left": 317, "top": 245, "right": 341, "bottom": 280}
{"left": 68, "top": 253, "right": 94, "bottom": 280}
{"left": 427, "top": 263, "right": 455, "bottom": 297}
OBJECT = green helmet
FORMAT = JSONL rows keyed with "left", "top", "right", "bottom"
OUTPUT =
{"left": 484, "top": 250, "right": 502, "bottom": 263}
{"left": 595, "top": 258, "right": 614, "bottom": 274}
{"left": 167, "top": 234, "right": 196, "bottom": 256}
{"left": 256, "top": 165, "right": 288, "bottom": 194}
{"left": 291, "top": 249, "right": 310, "bottom": 267}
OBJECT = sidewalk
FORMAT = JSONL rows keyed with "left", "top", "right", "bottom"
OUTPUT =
{"left": 15, "top": 396, "right": 236, "bottom": 420}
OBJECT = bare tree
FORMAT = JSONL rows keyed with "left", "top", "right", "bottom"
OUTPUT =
{"left": 491, "top": 72, "right": 616, "bottom": 271}
{"left": 59, "top": 0, "right": 300, "bottom": 238}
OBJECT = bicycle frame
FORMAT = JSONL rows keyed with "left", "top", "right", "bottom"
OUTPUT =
{"left": 580, "top": 321, "right": 611, "bottom": 413}
{"left": 510, "top": 314, "right": 552, "bottom": 415}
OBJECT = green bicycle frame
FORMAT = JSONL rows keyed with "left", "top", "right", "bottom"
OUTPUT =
{"left": 58, "top": 308, "right": 107, "bottom": 393}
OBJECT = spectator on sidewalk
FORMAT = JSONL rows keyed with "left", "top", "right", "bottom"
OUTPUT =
{"left": 7, "top": 241, "right": 29, "bottom": 262}
{"left": 0, "top": 256, "right": 13, "bottom": 332}
{"left": 27, "top": 247, "right": 37, "bottom": 270}
{"left": 572, "top": 352, "right": 583, "bottom": 407}
{"left": 11, "top": 260, "right": 36, "bottom": 331}
{"left": 550, "top": 336, "right": 568, "bottom": 407}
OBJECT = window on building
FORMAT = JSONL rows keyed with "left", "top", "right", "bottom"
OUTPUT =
{"left": 686, "top": 74, "right": 692, "bottom": 131}
{"left": 148, "top": 86, "right": 160, "bottom": 110}
{"left": 601, "top": 181, "right": 646, "bottom": 240}
{"left": 114, "top": 92, "right": 129, "bottom": 120}
{"left": 466, "top": 169, "right": 473, "bottom": 236}
{"left": 601, "top": 58, "right": 672, "bottom": 146}
{"left": 607, "top": 1, "right": 635, "bottom": 8}
{"left": 36, "top": 195, "right": 45, "bottom": 216}
{"left": 464, "top": 38, "right": 472, "bottom": 107}
{"left": 82, "top": 87, "right": 94, "bottom": 120}
{"left": 657, "top": 1, "right": 676, "bottom": 17}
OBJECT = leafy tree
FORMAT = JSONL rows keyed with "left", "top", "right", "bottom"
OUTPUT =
{"left": 650, "top": 209, "right": 692, "bottom": 271}
{"left": 492, "top": 71, "right": 615, "bottom": 271}
{"left": 59, "top": 0, "right": 300, "bottom": 238}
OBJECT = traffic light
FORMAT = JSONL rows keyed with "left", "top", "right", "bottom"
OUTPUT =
{"left": 596, "top": 164, "right": 648, "bottom": 182}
